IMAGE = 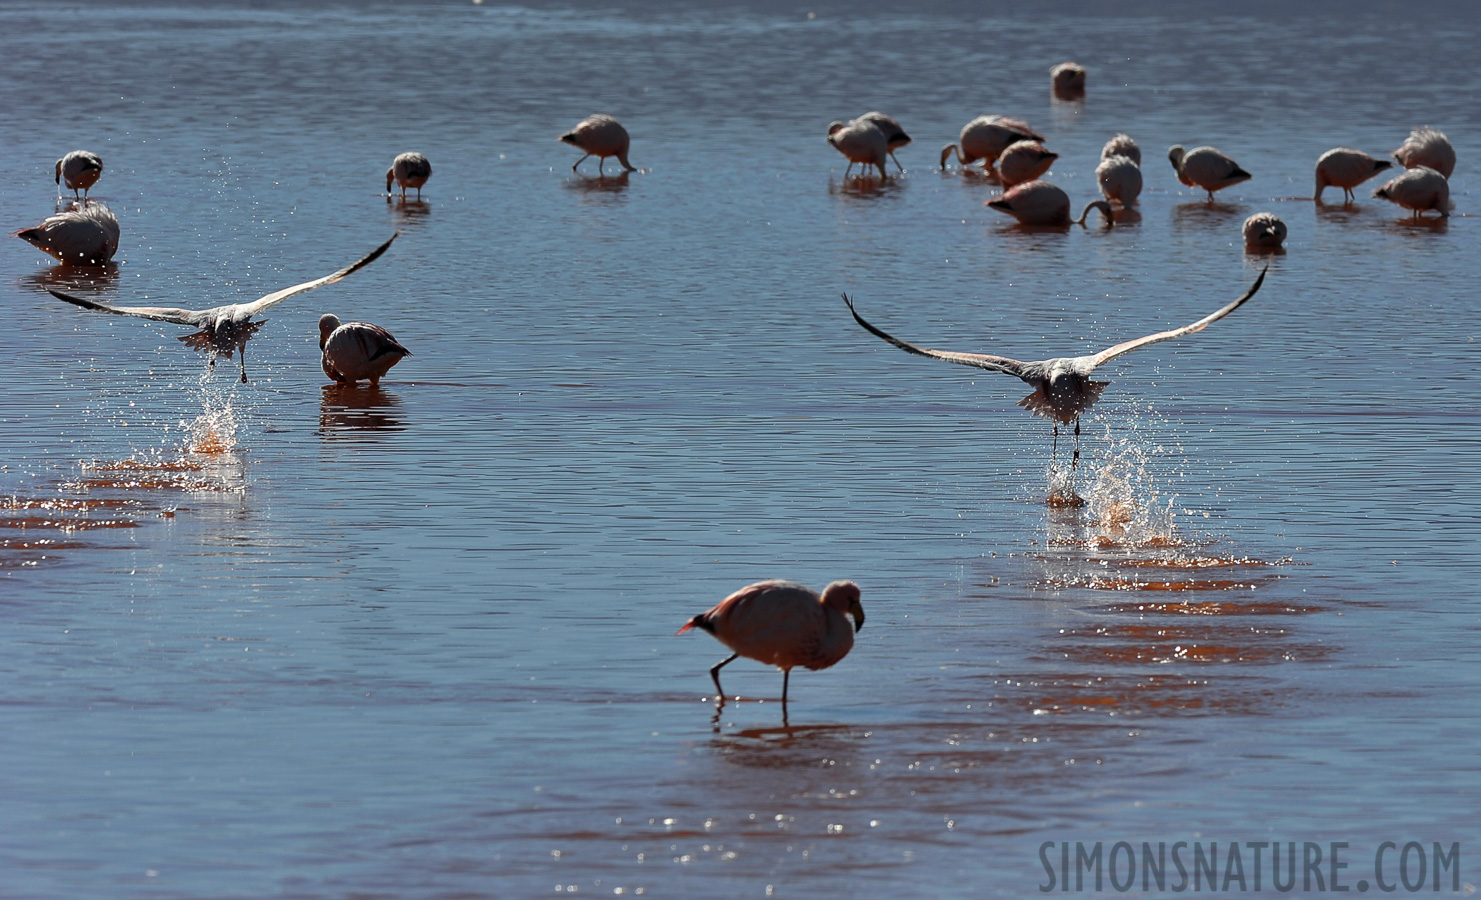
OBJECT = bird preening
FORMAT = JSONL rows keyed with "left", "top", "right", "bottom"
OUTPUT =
{"left": 843, "top": 267, "right": 1267, "bottom": 478}
{"left": 49, "top": 233, "right": 399, "bottom": 383}
{"left": 678, "top": 579, "right": 864, "bottom": 717}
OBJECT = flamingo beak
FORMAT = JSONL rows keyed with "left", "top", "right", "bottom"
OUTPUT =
{"left": 849, "top": 599, "right": 865, "bottom": 633}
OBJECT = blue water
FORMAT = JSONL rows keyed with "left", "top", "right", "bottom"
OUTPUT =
{"left": 2, "top": 1, "right": 1479, "bottom": 897}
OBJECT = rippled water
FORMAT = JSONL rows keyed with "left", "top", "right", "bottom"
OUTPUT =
{"left": 3, "top": 1, "right": 1479, "bottom": 897}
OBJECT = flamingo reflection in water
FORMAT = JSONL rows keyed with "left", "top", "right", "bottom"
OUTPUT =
{"left": 678, "top": 579, "right": 864, "bottom": 720}
{"left": 843, "top": 268, "right": 1266, "bottom": 482}
{"left": 49, "top": 233, "right": 398, "bottom": 383}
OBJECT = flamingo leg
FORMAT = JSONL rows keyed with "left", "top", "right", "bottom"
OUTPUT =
{"left": 1051, "top": 422, "right": 1059, "bottom": 462}
{"left": 1072, "top": 418, "right": 1081, "bottom": 472}
{"left": 844, "top": 161, "right": 855, "bottom": 178}
{"left": 571, "top": 153, "right": 589, "bottom": 173}
{"left": 710, "top": 653, "right": 738, "bottom": 698}
{"left": 239, "top": 344, "right": 249, "bottom": 383}
{"left": 781, "top": 669, "right": 791, "bottom": 709}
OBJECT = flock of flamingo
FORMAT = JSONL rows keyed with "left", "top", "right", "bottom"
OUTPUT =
{"left": 10, "top": 60, "right": 1464, "bottom": 715}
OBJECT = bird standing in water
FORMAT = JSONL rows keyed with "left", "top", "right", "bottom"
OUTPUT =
{"left": 560, "top": 115, "right": 636, "bottom": 175}
{"left": 56, "top": 150, "right": 103, "bottom": 202}
{"left": 319, "top": 314, "right": 411, "bottom": 387}
{"left": 678, "top": 579, "right": 864, "bottom": 712}
{"left": 386, "top": 152, "right": 432, "bottom": 199}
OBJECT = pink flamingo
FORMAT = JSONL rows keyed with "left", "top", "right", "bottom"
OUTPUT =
{"left": 1096, "top": 154, "right": 1142, "bottom": 208}
{"left": 860, "top": 111, "right": 911, "bottom": 172}
{"left": 677, "top": 579, "right": 864, "bottom": 708}
{"left": 940, "top": 115, "right": 1044, "bottom": 172}
{"left": 1242, "top": 212, "right": 1286, "bottom": 250}
{"left": 1168, "top": 145, "right": 1251, "bottom": 200}
{"left": 55, "top": 150, "right": 103, "bottom": 202}
{"left": 15, "top": 201, "right": 119, "bottom": 265}
{"left": 49, "top": 234, "right": 397, "bottom": 382}
{"left": 1392, "top": 128, "right": 1455, "bottom": 179}
{"left": 1101, "top": 133, "right": 1141, "bottom": 166}
{"left": 827, "top": 118, "right": 889, "bottom": 178}
{"left": 987, "top": 180, "right": 1112, "bottom": 227}
{"left": 319, "top": 315, "right": 411, "bottom": 387}
{"left": 1051, "top": 61, "right": 1086, "bottom": 94}
{"left": 386, "top": 152, "right": 432, "bottom": 199}
{"left": 1314, "top": 148, "right": 1391, "bottom": 202}
{"left": 1372, "top": 166, "right": 1450, "bottom": 218}
{"left": 560, "top": 114, "right": 636, "bottom": 175}
{"left": 997, "top": 140, "right": 1058, "bottom": 189}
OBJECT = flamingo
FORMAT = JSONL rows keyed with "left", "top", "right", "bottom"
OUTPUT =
{"left": 47, "top": 233, "right": 398, "bottom": 382}
{"left": 1101, "top": 133, "right": 1141, "bottom": 166}
{"left": 560, "top": 114, "right": 635, "bottom": 175}
{"left": 1051, "top": 61, "right": 1086, "bottom": 94}
{"left": 987, "top": 180, "right": 1112, "bottom": 227}
{"left": 1314, "top": 148, "right": 1391, "bottom": 202}
{"left": 860, "top": 111, "right": 911, "bottom": 172}
{"left": 385, "top": 152, "right": 432, "bottom": 199}
{"left": 997, "top": 140, "right": 1058, "bottom": 189}
{"left": 827, "top": 117, "right": 889, "bottom": 179}
{"left": 940, "top": 115, "right": 1044, "bottom": 172}
{"left": 15, "top": 202, "right": 119, "bottom": 265}
{"left": 319, "top": 315, "right": 411, "bottom": 387}
{"left": 55, "top": 150, "right": 103, "bottom": 202}
{"left": 677, "top": 579, "right": 864, "bottom": 710}
{"left": 1095, "top": 155, "right": 1142, "bottom": 208}
{"left": 843, "top": 268, "right": 1266, "bottom": 472}
{"left": 1242, "top": 212, "right": 1287, "bottom": 250}
{"left": 1372, "top": 166, "right": 1450, "bottom": 218}
{"left": 1168, "top": 145, "right": 1251, "bottom": 200}
{"left": 1392, "top": 127, "right": 1455, "bottom": 179}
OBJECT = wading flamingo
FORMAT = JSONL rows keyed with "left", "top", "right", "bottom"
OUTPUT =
{"left": 15, "top": 202, "right": 119, "bottom": 265}
{"left": 386, "top": 152, "right": 432, "bottom": 199}
{"left": 561, "top": 115, "right": 635, "bottom": 175}
{"left": 827, "top": 118, "right": 889, "bottom": 179}
{"left": 1051, "top": 61, "right": 1086, "bottom": 95}
{"left": 1314, "top": 148, "right": 1390, "bottom": 202}
{"left": 678, "top": 579, "right": 864, "bottom": 711}
{"left": 55, "top": 150, "right": 103, "bottom": 202}
{"left": 1168, "top": 145, "right": 1250, "bottom": 200}
{"left": 48, "top": 233, "right": 398, "bottom": 382}
{"left": 1392, "top": 128, "right": 1455, "bottom": 179}
{"left": 940, "top": 115, "right": 1044, "bottom": 172}
{"left": 843, "top": 268, "right": 1266, "bottom": 472}
{"left": 319, "top": 314, "right": 411, "bottom": 387}
{"left": 1372, "top": 166, "right": 1450, "bottom": 218}
{"left": 1096, "top": 155, "right": 1142, "bottom": 208}
{"left": 860, "top": 111, "right": 911, "bottom": 172}
{"left": 1242, "top": 212, "right": 1286, "bottom": 250}
{"left": 1101, "top": 133, "right": 1141, "bottom": 166}
{"left": 987, "top": 180, "right": 1112, "bottom": 227}
{"left": 997, "top": 141, "right": 1058, "bottom": 189}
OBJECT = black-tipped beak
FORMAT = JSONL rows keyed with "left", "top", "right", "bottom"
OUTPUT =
{"left": 850, "top": 600, "right": 865, "bottom": 632}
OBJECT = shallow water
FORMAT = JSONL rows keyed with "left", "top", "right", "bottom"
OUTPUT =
{"left": 2, "top": 1, "right": 1479, "bottom": 897}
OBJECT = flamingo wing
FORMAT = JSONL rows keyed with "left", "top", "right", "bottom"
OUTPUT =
{"left": 1088, "top": 268, "right": 1265, "bottom": 370}
{"left": 48, "top": 290, "right": 205, "bottom": 325}
{"left": 844, "top": 295, "right": 1031, "bottom": 378}
{"left": 235, "top": 232, "right": 398, "bottom": 317}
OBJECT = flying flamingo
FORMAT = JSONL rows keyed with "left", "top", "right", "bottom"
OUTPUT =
{"left": 55, "top": 150, "right": 103, "bottom": 202}
{"left": 1101, "top": 133, "right": 1141, "bottom": 166}
{"left": 1168, "top": 145, "right": 1251, "bottom": 200}
{"left": 997, "top": 141, "right": 1058, "bottom": 189}
{"left": 1313, "top": 148, "right": 1391, "bottom": 202}
{"left": 560, "top": 114, "right": 636, "bottom": 175}
{"left": 1242, "top": 212, "right": 1287, "bottom": 250}
{"left": 1392, "top": 127, "right": 1455, "bottom": 179}
{"left": 827, "top": 117, "right": 890, "bottom": 179}
{"left": 1372, "top": 166, "right": 1450, "bottom": 218}
{"left": 843, "top": 268, "right": 1266, "bottom": 472}
{"left": 1096, "top": 155, "right": 1142, "bottom": 208}
{"left": 860, "top": 111, "right": 911, "bottom": 172}
{"left": 940, "top": 115, "right": 1044, "bottom": 173}
{"left": 15, "top": 202, "right": 119, "bottom": 265}
{"left": 386, "top": 152, "right": 432, "bottom": 199}
{"left": 48, "top": 233, "right": 398, "bottom": 382}
{"left": 987, "top": 180, "right": 1113, "bottom": 227}
{"left": 319, "top": 314, "right": 411, "bottom": 387}
{"left": 677, "top": 579, "right": 864, "bottom": 710}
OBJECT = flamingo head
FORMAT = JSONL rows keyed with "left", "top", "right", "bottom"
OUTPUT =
{"left": 1167, "top": 145, "right": 1186, "bottom": 171}
{"left": 318, "top": 313, "right": 341, "bottom": 349}
{"left": 821, "top": 580, "right": 865, "bottom": 632}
